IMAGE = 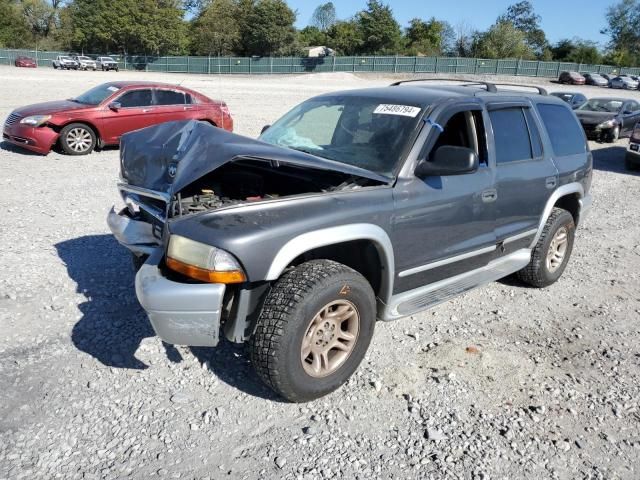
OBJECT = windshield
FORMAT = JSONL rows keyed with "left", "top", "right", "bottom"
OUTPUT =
{"left": 73, "top": 83, "right": 120, "bottom": 105}
{"left": 61, "top": 56, "right": 72, "bottom": 61}
{"left": 259, "top": 96, "right": 424, "bottom": 176}
{"left": 78, "top": 56, "right": 91, "bottom": 61}
{"left": 578, "top": 99, "right": 623, "bottom": 113}
{"left": 101, "top": 57, "right": 114, "bottom": 61}
{"left": 552, "top": 93, "right": 573, "bottom": 102}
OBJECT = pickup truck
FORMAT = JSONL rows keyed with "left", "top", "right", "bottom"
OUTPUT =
{"left": 108, "top": 79, "right": 593, "bottom": 402}
{"left": 52, "top": 55, "right": 78, "bottom": 70}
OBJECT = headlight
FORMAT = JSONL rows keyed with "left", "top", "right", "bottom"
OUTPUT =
{"left": 166, "top": 235, "right": 246, "bottom": 283}
{"left": 20, "top": 115, "right": 51, "bottom": 127}
{"left": 598, "top": 119, "right": 616, "bottom": 128}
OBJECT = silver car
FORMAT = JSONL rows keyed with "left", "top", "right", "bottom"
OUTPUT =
{"left": 610, "top": 76, "right": 639, "bottom": 90}
{"left": 73, "top": 55, "right": 97, "bottom": 71}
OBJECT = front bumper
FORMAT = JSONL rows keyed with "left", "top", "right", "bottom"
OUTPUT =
{"left": 2, "top": 123, "right": 58, "bottom": 154}
{"left": 135, "top": 249, "right": 225, "bottom": 347}
{"left": 107, "top": 206, "right": 160, "bottom": 256}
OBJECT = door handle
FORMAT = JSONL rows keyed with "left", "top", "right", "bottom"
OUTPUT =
{"left": 481, "top": 189, "right": 497, "bottom": 203}
{"left": 184, "top": 106, "right": 194, "bottom": 110}
{"left": 545, "top": 177, "right": 557, "bottom": 189}
{"left": 142, "top": 108, "right": 154, "bottom": 113}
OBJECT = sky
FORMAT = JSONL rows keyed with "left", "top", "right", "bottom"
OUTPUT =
{"left": 289, "top": 0, "right": 610, "bottom": 47}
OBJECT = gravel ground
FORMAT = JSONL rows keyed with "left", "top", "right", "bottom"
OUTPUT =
{"left": 1, "top": 67, "right": 640, "bottom": 480}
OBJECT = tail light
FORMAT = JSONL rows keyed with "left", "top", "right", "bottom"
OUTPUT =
{"left": 631, "top": 123, "right": 640, "bottom": 143}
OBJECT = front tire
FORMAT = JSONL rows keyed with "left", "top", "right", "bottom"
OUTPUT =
{"left": 605, "top": 126, "right": 620, "bottom": 143}
{"left": 517, "top": 207, "right": 575, "bottom": 288}
{"left": 60, "top": 123, "right": 97, "bottom": 155}
{"left": 250, "top": 260, "right": 376, "bottom": 402}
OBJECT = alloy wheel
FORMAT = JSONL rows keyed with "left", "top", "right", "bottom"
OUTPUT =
{"left": 546, "top": 226, "right": 568, "bottom": 273}
{"left": 301, "top": 299, "right": 360, "bottom": 378}
{"left": 66, "top": 127, "right": 92, "bottom": 153}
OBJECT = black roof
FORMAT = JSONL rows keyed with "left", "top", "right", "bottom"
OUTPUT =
{"left": 313, "top": 82, "right": 564, "bottom": 108}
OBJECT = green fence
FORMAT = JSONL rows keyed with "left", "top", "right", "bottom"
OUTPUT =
{"left": 2, "top": 48, "right": 640, "bottom": 77}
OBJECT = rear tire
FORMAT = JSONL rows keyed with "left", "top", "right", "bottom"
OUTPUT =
{"left": 60, "top": 123, "right": 97, "bottom": 155}
{"left": 517, "top": 207, "right": 575, "bottom": 288}
{"left": 250, "top": 260, "right": 376, "bottom": 402}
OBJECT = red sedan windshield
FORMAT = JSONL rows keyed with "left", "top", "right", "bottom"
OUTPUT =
{"left": 73, "top": 83, "right": 121, "bottom": 105}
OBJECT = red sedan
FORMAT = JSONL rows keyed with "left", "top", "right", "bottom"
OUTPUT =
{"left": 3, "top": 81, "right": 233, "bottom": 155}
{"left": 15, "top": 56, "right": 37, "bottom": 68}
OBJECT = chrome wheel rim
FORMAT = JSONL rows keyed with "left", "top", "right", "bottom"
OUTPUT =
{"left": 546, "top": 226, "right": 568, "bottom": 273}
{"left": 301, "top": 299, "right": 360, "bottom": 378}
{"left": 66, "top": 128, "right": 92, "bottom": 153}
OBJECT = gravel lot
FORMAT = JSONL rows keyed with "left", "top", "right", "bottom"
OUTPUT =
{"left": 1, "top": 67, "right": 640, "bottom": 480}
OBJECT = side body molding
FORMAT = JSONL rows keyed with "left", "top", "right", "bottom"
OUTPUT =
{"left": 529, "top": 182, "right": 585, "bottom": 248}
{"left": 265, "top": 224, "right": 395, "bottom": 304}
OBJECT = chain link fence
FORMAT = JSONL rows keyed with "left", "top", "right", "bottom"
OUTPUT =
{"left": 2, "top": 48, "right": 640, "bottom": 77}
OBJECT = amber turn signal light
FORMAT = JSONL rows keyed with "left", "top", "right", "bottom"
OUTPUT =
{"left": 166, "top": 257, "right": 247, "bottom": 284}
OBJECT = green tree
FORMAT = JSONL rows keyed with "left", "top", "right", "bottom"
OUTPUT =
{"left": 298, "top": 25, "right": 327, "bottom": 47}
{"left": 326, "top": 19, "right": 362, "bottom": 55}
{"left": 476, "top": 21, "right": 534, "bottom": 59}
{"left": 551, "top": 38, "right": 602, "bottom": 64}
{"left": 498, "top": 1, "right": 548, "bottom": 58}
{"left": 0, "top": 0, "right": 31, "bottom": 48}
{"left": 404, "top": 17, "right": 451, "bottom": 56}
{"left": 356, "top": 0, "right": 401, "bottom": 54}
{"left": 70, "top": 0, "right": 187, "bottom": 54}
{"left": 242, "top": 0, "right": 296, "bottom": 56}
{"left": 191, "top": 0, "right": 240, "bottom": 55}
{"left": 602, "top": 0, "right": 640, "bottom": 66}
{"left": 310, "top": 2, "right": 335, "bottom": 32}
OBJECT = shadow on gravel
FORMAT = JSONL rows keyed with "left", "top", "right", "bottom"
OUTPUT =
{"left": 0, "top": 140, "right": 43, "bottom": 156}
{"left": 55, "top": 234, "right": 182, "bottom": 370}
{"left": 190, "top": 344, "right": 283, "bottom": 401}
{"left": 593, "top": 145, "right": 640, "bottom": 175}
{"left": 56, "top": 234, "right": 281, "bottom": 400}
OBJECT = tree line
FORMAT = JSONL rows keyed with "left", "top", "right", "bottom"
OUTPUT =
{"left": 0, "top": 0, "right": 639, "bottom": 66}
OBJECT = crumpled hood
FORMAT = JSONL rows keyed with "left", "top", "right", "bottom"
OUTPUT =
{"left": 119, "top": 120, "right": 390, "bottom": 195}
{"left": 13, "top": 100, "right": 89, "bottom": 117}
{"left": 575, "top": 111, "right": 618, "bottom": 125}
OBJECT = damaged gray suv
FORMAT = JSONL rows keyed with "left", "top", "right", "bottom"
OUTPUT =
{"left": 108, "top": 79, "right": 593, "bottom": 402}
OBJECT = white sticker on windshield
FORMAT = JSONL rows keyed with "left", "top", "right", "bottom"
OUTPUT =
{"left": 374, "top": 104, "right": 421, "bottom": 117}
{"left": 107, "top": 86, "right": 120, "bottom": 92}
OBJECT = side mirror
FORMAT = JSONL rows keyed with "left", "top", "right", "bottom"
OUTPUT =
{"left": 260, "top": 124, "right": 271, "bottom": 134}
{"left": 109, "top": 101, "right": 121, "bottom": 111}
{"left": 415, "top": 146, "right": 479, "bottom": 177}
{"left": 624, "top": 110, "right": 633, "bottom": 115}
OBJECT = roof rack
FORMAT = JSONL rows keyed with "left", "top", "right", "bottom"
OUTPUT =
{"left": 390, "top": 78, "right": 548, "bottom": 96}
{"left": 390, "top": 78, "right": 497, "bottom": 93}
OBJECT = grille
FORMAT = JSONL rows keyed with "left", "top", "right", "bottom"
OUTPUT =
{"left": 4, "top": 113, "right": 21, "bottom": 127}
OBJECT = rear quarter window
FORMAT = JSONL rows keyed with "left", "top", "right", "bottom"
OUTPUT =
{"left": 536, "top": 103, "right": 587, "bottom": 156}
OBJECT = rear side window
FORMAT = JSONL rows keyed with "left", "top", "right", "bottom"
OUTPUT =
{"left": 155, "top": 89, "right": 186, "bottom": 105}
{"left": 536, "top": 104, "right": 586, "bottom": 156}
{"left": 489, "top": 108, "right": 533, "bottom": 164}
{"left": 118, "top": 89, "right": 153, "bottom": 108}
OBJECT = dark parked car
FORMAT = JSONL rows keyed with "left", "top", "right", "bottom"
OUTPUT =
{"left": 3, "top": 81, "right": 233, "bottom": 155}
{"left": 550, "top": 92, "right": 587, "bottom": 109}
{"left": 575, "top": 97, "right": 640, "bottom": 142}
{"left": 14, "top": 56, "right": 37, "bottom": 68}
{"left": 559, "top": 71, "right": 586, "bottom": 85}
{"left": 108, "top": 79, "right": 592, "bottom": 401}
{"left": 625, "top": 122, "right": 640, "bottom": 170}
{"left": 582, "top": 73, "right": 608, "bottom": 87}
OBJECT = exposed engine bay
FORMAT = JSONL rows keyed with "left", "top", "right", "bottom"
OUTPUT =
{"left": 168, "top": 158, "right": 381, "bottom": 218}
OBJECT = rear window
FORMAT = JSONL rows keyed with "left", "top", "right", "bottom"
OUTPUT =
{"left": 489, "top": 108, "right": 534, "bottom": 164}
{"left": 536, "top": 104, "right": 586, "bottom": 156}
{"left": 155, "top": 89, "right": 187, "bottom": 105}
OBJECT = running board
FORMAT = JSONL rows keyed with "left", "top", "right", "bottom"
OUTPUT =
{"left": 379, "top": 249, "right": 531, "bottom": 321}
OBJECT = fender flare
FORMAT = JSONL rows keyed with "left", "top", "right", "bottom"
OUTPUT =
{"left": 265, "top": 223, "right": 395, "bottom": 304}
{"left": 530, "top": 182, "right": 584, "bottom": 248}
